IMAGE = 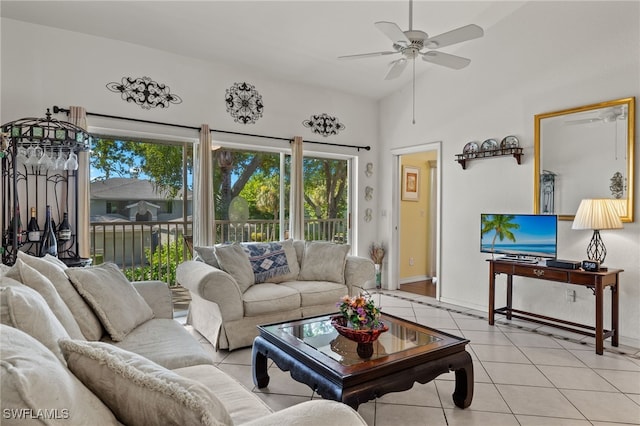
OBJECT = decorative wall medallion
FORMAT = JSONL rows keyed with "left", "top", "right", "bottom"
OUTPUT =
{"left": 106, "top": 76, "right": 182, "bottom": 110}
{"left": 365, "top": 186, "right": 373, "bottom": 201}
{"left": 225, "top": 82, "right": 264, "bottom": 124}
{"left": 610, "top": 171, "right": 625, "bottom": 198}
{"left": 302, "top": 113, "right": 345, "bottom": 137}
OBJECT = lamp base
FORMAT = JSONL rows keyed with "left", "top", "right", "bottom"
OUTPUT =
{"left": 586, "top": 230, "right": 607, "bottom": 264}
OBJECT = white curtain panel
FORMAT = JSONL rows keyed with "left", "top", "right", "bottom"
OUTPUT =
{"left": 289, "top": 136, "right": 304, "bottom": 240}
{"left": 193, "top": 125, "right": 215, "bottom": 246}
{"left": 68, "top": 106, "right": 90, "bottom": 258}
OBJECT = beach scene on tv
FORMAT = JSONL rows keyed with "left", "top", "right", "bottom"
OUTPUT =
{"left": 481, "top": 214, "right": 557, "bottom": 258}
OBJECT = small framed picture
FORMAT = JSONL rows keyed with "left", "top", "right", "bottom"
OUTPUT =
{"left": 402, "top": 165, "right": 420, "bottom": 201}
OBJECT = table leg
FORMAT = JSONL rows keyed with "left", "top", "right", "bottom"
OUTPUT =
{"left": 252, "top": 337, "right": 270, "bottom": 388}
{"left": 506, "top": 275, "right": 513, "bottom": 320}
{"left": 452, "top": 351, "right": 474, "bottom": 409}
{"left": 489, "top": 263, "right": 495, "bottom": 325}
{"left": 612, "top": 275, "right": 619, "bottom": 347}
{"left": 595, "top": 282, "right": 604, "bottom": 355}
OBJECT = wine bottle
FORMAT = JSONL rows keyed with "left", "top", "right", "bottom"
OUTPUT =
{"left": 7, "top": 204, "right": 23, "bottom": 245}
{"left": 57, "top": 212, "right": 71, "bottom": 241}
{"left": 39, "top": 205, "right": 57, "bottom": 257}
{"left": 27, "top": 207, "right": 41, "bottom": 242}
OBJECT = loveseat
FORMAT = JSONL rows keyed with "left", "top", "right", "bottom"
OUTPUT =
{"left": 177, "top": 240, "right": 375, "bottom": 350}
{"left": 0, "top": 251, "right": 366, "bottom": 425}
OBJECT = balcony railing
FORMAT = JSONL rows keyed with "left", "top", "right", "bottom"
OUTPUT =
{"left": 89, "top": 218, "right": 347, "bottom": 285}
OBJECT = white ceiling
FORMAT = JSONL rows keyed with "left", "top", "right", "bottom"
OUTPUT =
{"left": 1, "top": 1, "right": 525, "bottom": 100}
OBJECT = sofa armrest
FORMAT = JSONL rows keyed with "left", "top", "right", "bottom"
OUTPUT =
{"left": 344, "top": 255, "right": 375, "bottom": 294}
{"left": 176, "top": 261, "right": 244, "bottom": 321}
{"left": 131, "top": 280, "right": 173, "bottom": 319}
{"left": 242, "top": 400, "right": 367, "bottom": 426}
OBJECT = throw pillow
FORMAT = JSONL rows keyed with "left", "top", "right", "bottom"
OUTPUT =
{"left": 0, "top": 263, "right": 11, "bottom": 277}
{"left": 0, "top": 281, "right": 71, "bottom": 363}
{"left": 65, "top": 263, "right": 154, "bottom": 342}
{"left": 13, "top": 258, "right": 85, "bottom": 339}
{"left": 214, "top": 243, "right": 255, "bottom": 293}
{"left": 59, "top": 339, "right": 233, "bottom": 426}
{"left": 0, "top": 325, "right": 120, "bottom": 426}
{"left": 193, "top": 246, "right": 220, "bottom": 268}
{"left": 263, "top": 239, "right": 300, "bottom": 283}
{"left": 241, "top": 241, "right": 292, "bottom": 284}
{"left": 15, "top": 251, "right": 104, "bottom": 340}
{"left": 298, "top": 241, "right": 351, "bottom": 284}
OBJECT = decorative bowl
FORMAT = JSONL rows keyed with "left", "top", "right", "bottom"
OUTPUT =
{"left": 330, "top": 315, "right": 388, "bottom": 344}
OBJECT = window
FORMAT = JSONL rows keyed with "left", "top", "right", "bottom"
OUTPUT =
{"left": 89, "top": 137, "right": 192, "bottom": 285}
{"left": 212, "top": 147, "right": 350, "bottom": 244}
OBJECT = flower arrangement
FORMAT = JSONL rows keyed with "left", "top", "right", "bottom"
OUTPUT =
{"left": 336, "top": 292, "right": 382, "bottom": 330}
{"left": 369, "top": 243, "right": 385, "bottom": 265}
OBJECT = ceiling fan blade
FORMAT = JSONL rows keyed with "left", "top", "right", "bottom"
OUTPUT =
{"left": 338, "top": 51, "right": 399, "bottom": 60}
{"left": 424, "top": 24, "right": 484, "bottom": 49}
{"left": 384, "top": 58, "right": 408, "bottom": 80}
{"left": 422, "top": 51, "right": 471, "bottom": 69}
{"left": 375, "top": 21, "right": 410, "bottom": 46}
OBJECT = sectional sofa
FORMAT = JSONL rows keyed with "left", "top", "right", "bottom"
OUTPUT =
{"left": 0, "top": 251, "right": 366, "bottom": 425}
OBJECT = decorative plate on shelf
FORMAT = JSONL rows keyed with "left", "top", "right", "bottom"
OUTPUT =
{"left": 463, "top": 141, "right": 480, "bottom": 156}
{"left": 481, "top": 139, "right": 499, "bottom": 151}
{"left": 500, "top": 135, "right": 519, "bottom": 148}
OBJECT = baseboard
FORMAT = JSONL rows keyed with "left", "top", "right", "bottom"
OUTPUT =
{"left": 399, "top": 275, "right": 431, "bottom": 285}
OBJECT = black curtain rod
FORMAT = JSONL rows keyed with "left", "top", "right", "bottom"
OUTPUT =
{"left": 52, "top": 106, "right": 370, "bottom": 151}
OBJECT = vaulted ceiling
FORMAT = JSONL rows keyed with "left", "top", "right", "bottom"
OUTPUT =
{"left": 1, "top": 1, "right": 526, "bottom": 100}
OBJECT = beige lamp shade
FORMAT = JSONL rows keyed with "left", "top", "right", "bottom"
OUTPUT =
{"left": 572, "top": 199, "right": 623, "bottom": 230}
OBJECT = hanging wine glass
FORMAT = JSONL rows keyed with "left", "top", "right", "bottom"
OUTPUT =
{"left": 15, "top": 147, "right": 28, "bottom": 165}
{"left": 64, "top": 151, "right": 78, "bottom": 171}
{"left": 53, "top": 150, "right": 67, "bottom": 171}
{"left": 38, "top": 147, "right": 53, "bottom": 171}
{"left": 25, "top": 146, "right": 41, "bottom": 166}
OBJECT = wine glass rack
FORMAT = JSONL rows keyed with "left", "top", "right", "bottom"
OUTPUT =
{"left": 1, "top": 111, "right": 91, "bottom": 266}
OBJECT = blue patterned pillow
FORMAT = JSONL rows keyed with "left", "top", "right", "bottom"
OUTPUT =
{"left": 242, "top": 242, "right": 291, "bottom": 284}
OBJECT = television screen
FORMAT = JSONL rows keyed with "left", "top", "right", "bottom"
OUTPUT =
{"left": 481, "top": 214, "right": 558, "bottom": 259}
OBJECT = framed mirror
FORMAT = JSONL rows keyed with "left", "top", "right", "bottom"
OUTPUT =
{"left": 534, "top": 97, "right": 635, "bottom": 222}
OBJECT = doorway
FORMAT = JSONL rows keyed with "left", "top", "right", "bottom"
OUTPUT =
{"left": 391, "top": 143, "right": 441, "bottom": 299}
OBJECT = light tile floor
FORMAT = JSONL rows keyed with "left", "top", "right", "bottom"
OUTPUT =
{"left": 180, "top": 290, "right": 640, "bottom": 425}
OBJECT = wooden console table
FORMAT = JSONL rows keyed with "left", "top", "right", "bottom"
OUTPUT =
{"left": 488, "top": 260, "right": 622, "bottom": 355}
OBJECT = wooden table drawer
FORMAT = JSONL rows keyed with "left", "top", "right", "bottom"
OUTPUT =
{"left": 514, "top": 265, "right": 568, "bottom": 282}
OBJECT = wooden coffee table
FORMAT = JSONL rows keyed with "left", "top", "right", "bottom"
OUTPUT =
{"left": 252, "top": 313, "right": 473, "bottom": 410}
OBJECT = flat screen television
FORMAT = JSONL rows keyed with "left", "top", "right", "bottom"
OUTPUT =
{"left": 481, "top": 214, "right": 558, "bottom": 260}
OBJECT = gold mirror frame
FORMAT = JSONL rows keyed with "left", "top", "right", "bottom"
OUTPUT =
{"left": 534, "top": 97, "right": 635, "bottom": 222}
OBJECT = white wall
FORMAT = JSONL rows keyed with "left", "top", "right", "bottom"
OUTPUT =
{"left": 0, "top": 18, "right": 379, "bottom": 256}
{"left": 378, "top": 1, "right": 640, "bottom": 346}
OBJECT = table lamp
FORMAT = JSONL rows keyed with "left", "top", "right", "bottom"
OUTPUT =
{"left": 572, "top": 199, "right": 623, "bottom": 264}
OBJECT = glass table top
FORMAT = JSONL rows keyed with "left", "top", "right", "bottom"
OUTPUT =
{"left": 264, "top": 314, "right": 444, "bottom": 366}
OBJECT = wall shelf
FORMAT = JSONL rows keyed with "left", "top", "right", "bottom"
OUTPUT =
{"left": 455, "top": 147, "right": 523, "bottom": 170}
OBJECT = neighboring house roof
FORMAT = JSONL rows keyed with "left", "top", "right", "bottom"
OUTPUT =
{"left": 89, "top": 214, "right": 129, "bottom": 222}
{"left": 125, "top": 200, "right": 161, "bottom": 210}
{"left": 90, "top": 178, "right": 191, "bottom": 200}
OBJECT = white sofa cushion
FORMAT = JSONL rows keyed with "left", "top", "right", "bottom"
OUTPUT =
{"left": 59, "top": 339, "right": 232, "bottom": 426}
{"left": 281, "top": 280, "right": 347, "bottom": 307}
{"left": 14, "top": 251, "right": 104, "bottom": 340}
{"left": 107, "top": 318, "right": 214, "bottom": 370}
{"left": 0, "top": 325, "right": 119, "bottom": 425}
{"left": 243, "top": 283, "right": 300, "bottom": 317}
{"left": 298, "top": 241, "right": 350, "bottom": 284}
{"left": 174, "top": 364, "right": 273, "bottom": 425}
{"left": 65, "top": 263, "right": 154, "bottom": 342}
{"left": 0, "top": 279, "right": 71, "bottom": 363}
{"left": 10, "top": 258, "right": 85, "bottom": 339}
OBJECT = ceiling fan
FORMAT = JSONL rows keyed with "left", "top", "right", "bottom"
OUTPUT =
{"left": 339, "top": 0, "right": 484, "bottom": 123}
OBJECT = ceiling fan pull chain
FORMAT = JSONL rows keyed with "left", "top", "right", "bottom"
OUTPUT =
{"left": 412, "top": 58, "right": 416, "bottom": 125}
